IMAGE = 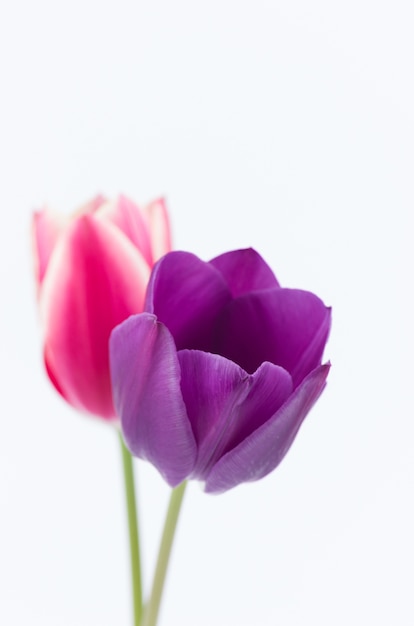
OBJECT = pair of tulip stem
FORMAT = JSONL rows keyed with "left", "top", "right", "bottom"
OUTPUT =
{"left": 120, "top": 434, "right": 186, "bottom": 626}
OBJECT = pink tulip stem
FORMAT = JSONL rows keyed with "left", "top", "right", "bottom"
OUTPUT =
{"left": 119, "top": 432, "right": 143, "bottom": 626}
{"left": 141, "top": 481, "right": 188, "bottom": 626}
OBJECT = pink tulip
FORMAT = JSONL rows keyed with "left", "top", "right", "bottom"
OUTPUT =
{"left": 33, "top": 194, "right": 172, "bottom": 420}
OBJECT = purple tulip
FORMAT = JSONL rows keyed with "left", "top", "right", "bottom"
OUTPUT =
{"left": 110, "top": 249, "right": 331, "bottom": 493}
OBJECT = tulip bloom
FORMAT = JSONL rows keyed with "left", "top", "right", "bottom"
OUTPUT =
{"left": 33, "top": 194, "right": 171, "bottom": 420}
{"left": 110, "top": 248, "right": 331, "bottom": 493}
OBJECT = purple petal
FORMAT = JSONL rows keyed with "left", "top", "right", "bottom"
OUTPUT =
{"left": 216, "top": 288, "right": 331, "bottom": 388}
{"left": 209, "top": 248, "right": 279, "bottom": 297}
{"left": 178, "top": 350, "right": 292, "bottom": 480}
{"left": 204, "top": 363, "right": 330, "bottom": 493}
{"left": 109, "top": 314, "right": 197, "bottom": 486}
{"left": 145, "top": 251, "right": 231, "bottom": 352}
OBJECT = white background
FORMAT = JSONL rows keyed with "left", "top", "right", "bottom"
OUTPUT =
{"left": 0, "top": 1, "right": 413, "bottom": 625}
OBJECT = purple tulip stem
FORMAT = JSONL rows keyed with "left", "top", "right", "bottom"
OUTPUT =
{"left": 119, "top": 432, "right": 143, "bottom": 625}
{"left": 142, "top": 481, "right": 188, "bottom": 626}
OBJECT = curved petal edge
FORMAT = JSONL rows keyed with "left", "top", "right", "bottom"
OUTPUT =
{"left": 209, "top": 248, "right": 280, "bottom": 296}
{"left": 110, "top": 314, "right": 197, "bottom": 486}
{"left": 204, "top": 363, "right": 330, "bottom": 493}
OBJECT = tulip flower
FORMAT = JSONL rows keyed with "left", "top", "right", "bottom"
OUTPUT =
{"left": 33, "top": 194, "right": 172, "bottom": 420}
{"left": 110, "top": 248, "right": 331, "bottom": 493}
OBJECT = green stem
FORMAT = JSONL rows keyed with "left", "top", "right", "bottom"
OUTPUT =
{"left": 142, "top": 481, "right": 188, "bottom": 626}
{"left": 119, "top": 433, "right": 143, "bottom": 626}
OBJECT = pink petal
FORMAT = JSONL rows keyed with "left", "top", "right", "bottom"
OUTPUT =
{"left": 32, "top": 195, "right": 107, "bottom": 288}
{"left": 75, "top": 194, "right": 107, "bottom": 216}
{"left": 95, "top": 195, "right": 153, "bottom": 266}
{"left": 44, "top": 345, "right": 70, "bottom": 403}
{"left": 40, "top": 215, "right": 151, "bottom": 419}
{"left": 141, "top": 198, "right": 172, "bottom": 261}
{"left": 32, "top": 208, "right": 67, "bottom": 287}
